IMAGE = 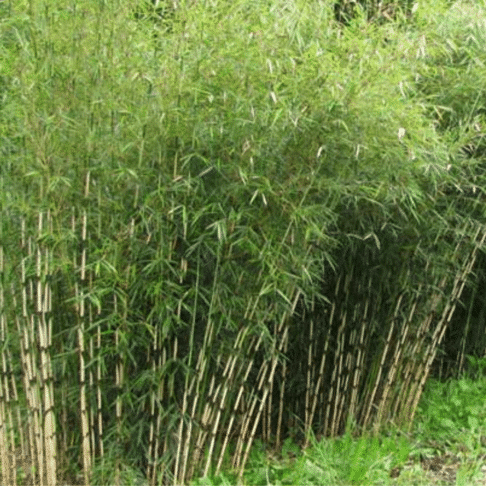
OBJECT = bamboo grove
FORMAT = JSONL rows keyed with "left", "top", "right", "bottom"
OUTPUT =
{"left": 2, "top": 0, "right": 486, "bottom": 484}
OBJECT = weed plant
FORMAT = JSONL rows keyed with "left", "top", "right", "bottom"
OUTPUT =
{"left": 414, "top": 363, "right": 486, "bottom": 457}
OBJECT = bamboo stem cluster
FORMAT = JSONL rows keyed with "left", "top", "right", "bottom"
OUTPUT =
{"left": 0, "top": 198, "right": 484, "bottom": 485}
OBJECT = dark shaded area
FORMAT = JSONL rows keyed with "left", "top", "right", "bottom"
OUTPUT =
{"left": 133, "top": 0, "right": 178, "bottom": 34}
{"left": 334, "top": 0, "right": 415, "bottom": 25}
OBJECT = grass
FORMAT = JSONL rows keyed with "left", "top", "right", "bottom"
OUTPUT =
{"left": 192, "top": 359, "right": 486, "bottom": 485}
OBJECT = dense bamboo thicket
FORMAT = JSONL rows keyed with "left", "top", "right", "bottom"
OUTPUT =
{"left": 2, "top": 0, "right": 486, "bottom": 484}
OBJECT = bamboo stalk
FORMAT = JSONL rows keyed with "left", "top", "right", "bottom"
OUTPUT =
{"left": 87, "top": 286, "right": 96, "bottom": 466}
{"left": 20, "top": 220, "right": 44, "bottom": 486}
{"left": 348, "top": 310, "right": 367, "bottom": 424}
{"left": 304, "top": 309, "right": 314, "bottom": 442}
{"left": 36, "top": 212, "right": 57, "bottom": 486}
{"left": 0, "top": 393, "right": 11, "bottom": 486}
{"left": 173, "top": 334, "right": 187, "bottom": 484}
{"left": 13, "top": 284, "right": 30, "bottom": 482}
{"left": 276, "top": 328, "right": 288, "bottom": 450}
{"left": 33, "top": 227, "right": 46, "bottom": 486}
{"left": 147, "top": 328, "right": 161, "bottom": 486}
{"left": 0, "top": 244, "right": 12, "bottom": 486}
{"left": 7, "top": 350, "right": 22, "bottom": 486}
{"left": 75, "top": 207, "right": 92, "bottom": 486}
{"left": 114, "top": 293, "right": 126, "bottom": 486}
{"left": 95, "top": 301, "right": 104, "bottom": 461}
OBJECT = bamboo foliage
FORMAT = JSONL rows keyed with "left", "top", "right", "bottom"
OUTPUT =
{"left": 3, "top": 1, "right": 486, "bottom": 484}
